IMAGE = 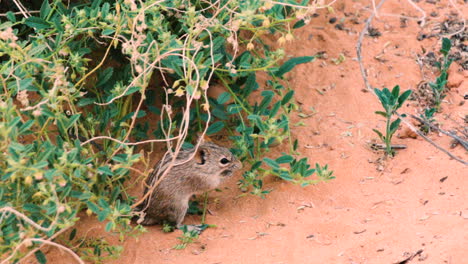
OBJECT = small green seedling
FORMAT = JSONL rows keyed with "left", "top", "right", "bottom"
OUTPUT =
{"left": 162, "top": 223, "right": 175, "bottom": 233}
{"left": 430, "top": 38, "right": 452, "bottom": 110}
{"left": 173, "top": 225, "right": 200, "bottom": 250}
{"left": 315, "top": 163, "right": 334, "bottom": 180}
{"left": 373, "top": 85, "right": 412, "bottom": 157}
{"left": 420, "top": 107, "right": 437, "bottom": 134}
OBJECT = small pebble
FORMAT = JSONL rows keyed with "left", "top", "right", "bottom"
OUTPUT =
{"left": 329, "top": 17, "right": 337, "bottom": 24}
{"left": 335, "top": 24, "right": 345, "bottom": 30}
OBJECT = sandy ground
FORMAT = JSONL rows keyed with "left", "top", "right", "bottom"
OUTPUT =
{"left": 38, "top": 0, "right": 467, "bottom": 263}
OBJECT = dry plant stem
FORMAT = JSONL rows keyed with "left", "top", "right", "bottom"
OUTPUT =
{"left": 410, "top": 114, "right": 468, "bottom": 150}
{"left": 372, "top": 144, "right": 407, "bottom": 150}
{"left": 0, "top": 226, "right": 72, "bottom": 264}
{"left": 371, "top": 0, "right": 379, "bottom": 18}
{"left": 11, "top": 0, "right": 30, "bottom": 18}
{"left": 80, "top": 135, "right": 183, "bottom": 147}
{"left": 0, "top": 10, "right": 40, "bottom": 16}
{"left": 2, "top": 238, "right": 84, "bottom": 264}
{"left": 396, "top": 113, "right": 468, "bottom": 165}
{"left": 356, "top": 0, "right": 388, "bottom": 93}
{"left": 362, "top": 8, "right": 427, "bottom": 21}
{"left": 443, "top": 0, "right": 466, "bottom": 37}
{"left": 6, "top": 227, "right": 73, "bottom": 264}
{"left": 0, "top": 207, "right": 58, "bottom": 233}
{"left": 405, "top": 0, "right": 426, "bottom": 27}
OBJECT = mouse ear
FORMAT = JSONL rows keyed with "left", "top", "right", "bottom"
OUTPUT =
{"left": 194, "top": 146, "right": 210, "bottom": 165}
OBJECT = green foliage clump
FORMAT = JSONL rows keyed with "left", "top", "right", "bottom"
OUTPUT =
{"left": 429, "top": 37, "right": 452, "bottom": 110}
{"left": 0, "top": 0, "right": 333, "bottom": 262}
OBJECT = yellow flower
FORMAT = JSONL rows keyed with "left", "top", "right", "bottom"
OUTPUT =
{"left": 34, "top": 172, "right": 43, "bottom": 180}
{"left": 200, "top": 79, "right": 209, "bottom": 90}
{"left": 24, "top": 176, "right": 33, "bottom": 185}
{"left": 278, "top": 36, "right": 286, "bottom": 46}
{"left": 194, "top": 90, "right": 201, "bottom": 100}
{"left": 175, "top": 88, "right": 185, "bottom": 97}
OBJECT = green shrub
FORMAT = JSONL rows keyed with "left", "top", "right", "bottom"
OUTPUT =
{"left": 0, "top": 0, "right": 333, "bottom": 262}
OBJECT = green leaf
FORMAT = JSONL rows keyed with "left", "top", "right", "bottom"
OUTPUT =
{"left": 276, "top": 155, "right": 294, "bottom": 164}
{"left": 102, "top": 29, "right": 115, "bottom": 35}
{"left": 259, "top": 90, "right": 274, "bottom": 111}
{"left": 24, "top": 203, "right": 42, "bottom": 213}
{"left": 102, "top": 2, "right": 110, "bottom": 17}
{"left": 35, "top": 250, "right": 47, "bottom": 264}
{"left": 227, "top": 104, "right": 242, "bottom": 114}
{"left": 124, "top": 86, "right": 141, "bottom": 96}
{"left": 274, "top": 56, "right": 315, "bottom": 78}
{"left": 112, "top": 154, "right": 128, "bottom": 163}
{"left": 25, "top": 16, "right": 50, "bottom": 30}
{"left": 440, "top": 38, "right": 451, "bottom": 55}
{"left": 66, "top": 114, "right": 81, "bottom": 129}
{"left": 52, "top": 16, "right": 63, "bottom": 32}
{"left": 29, "top": 44, "right": 47, "bottom": 57}
{"left": 397, "top": 90, "right": 412, "bottom": 108}
{"left": 217, "top": 92, "right": 231, "bottom": 104}
{"left": 374, "top": 111, "right": 387, "bottom": 118}
{"left": 382, "top": 88, "right": 396, "bottom": 105}
{"left": 96, "top": 68, "right": 114, "bottom": 87}
{"left": 389, "top": 118, "right": 401, "bottom": 135}
{"left": 87, "top": 202, "right": 100, "bottom": 213}
{"left": 32, "top": 161, "right": 48, "bottom": 169}
{"left": 263, "top": 157, "right": 279, "bottom": 169}
{"left": 19, "top": 78, "right": 34, "bottom": 91}
{"left": 374, "top": 88, "right": 388, "bottom": 107}
{"left": 6, "top": 12, "right": 16, "bottom": 22}
{"left": 98, "top": 166, "right": 113, "bottom": 176}
{"left": 206, "top": 121, "right": 224, "bottom": 135}
{"left": 247, "top": 114, "right": 263, "bottom": 127}
{"left": 269, "top": 101, "right": 281, "bottom": 118}
{"left": 279, "top": 171, "right": 293, "bottom": 181}
{"left": 9, "top": 117, "right": 21, "bottom": 128}
{"left": 77, "top": 98, "right": 95, "bottom": 107}
{"left": 372, "top": 129, "right": 384, "bottom": 140}
{"left": 0, "top": 22, "right": 13, "bottom": 31}
{"left": 391, "top": 85, "right": 400, "bottom": 98}
{"left": 69, "top": 228, "right": 77, "bottom": 241}
{"left": 281, "top": 90, "right": 294, "bottom": 105}
{"left": 97, "top": 210, "right": 110, "bottom": 221}
{"left": 18, "top": 120, "right": 34, "bottom": 134}
{"left": 293, "top": 20, "right": 306, "bottom": 29}
{"left": 40, "top": 0, "right": 52, "bottom": 19}
{"left": 105, "top": 221, "right": 114, "bottom": 232}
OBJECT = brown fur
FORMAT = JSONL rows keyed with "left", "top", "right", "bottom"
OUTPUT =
{"left": 137, "top": 142, "right": 241, "bottom": 226}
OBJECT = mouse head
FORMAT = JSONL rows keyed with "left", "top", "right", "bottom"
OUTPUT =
{"left": 193, "top": 141, "right": 242, "bottom": 179}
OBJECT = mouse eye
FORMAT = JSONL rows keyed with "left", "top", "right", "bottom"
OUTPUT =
{"left": 220, "top": 158, "right": 230, "bottom": 165}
